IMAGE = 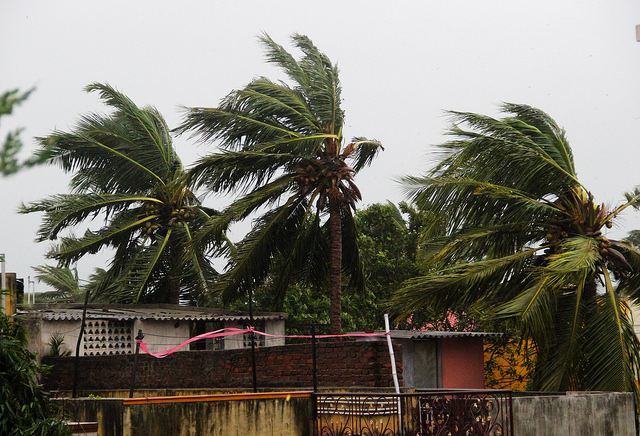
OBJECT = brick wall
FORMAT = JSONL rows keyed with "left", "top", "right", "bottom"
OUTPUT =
{"left": 43, "top": 341, "right": 402, "bottom": 392}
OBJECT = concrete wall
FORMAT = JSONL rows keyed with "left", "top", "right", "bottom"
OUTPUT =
{"left": 57, "top": 393, "right": 314, "bottom": 436}
{"left": 512, "top": 392, "right": 636, "bottom": 436}
{"left": 58, "top": 391, "right": 636, "bottom": 436}
{"left": 134, "top": 319, "right": 190, "bottom": 354}
{"left": 21, "top": 316, "right": 285, "bottom": 358}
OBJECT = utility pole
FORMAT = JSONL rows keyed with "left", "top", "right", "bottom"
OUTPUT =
{"left": 1, "top": 254, "right": 5, "bottom": 313}
{"left": 29, "top": 277, "right": 35, "bottom": 304}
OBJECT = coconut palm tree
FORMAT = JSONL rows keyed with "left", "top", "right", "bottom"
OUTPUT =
{"left": 32, "top": 264, "right": 82, "bottom": 303}
{"left": 178, "top": 34, "right": 383, "bottom": 334}
{"left": 21, "top": 83, "right": 218, "bottom": 305}
{"left": 392, "top": 103, "right": 640, "bottom": 396}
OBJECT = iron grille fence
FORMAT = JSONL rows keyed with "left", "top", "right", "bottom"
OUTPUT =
{"left": 314, "top": 390, "right": 513, "bottom": 436}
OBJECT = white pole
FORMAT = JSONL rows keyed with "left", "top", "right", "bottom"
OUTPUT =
{"left": 1, "top": 254, "right": 5, "bottom": 313}
{"left": 384, "top": 314, "right": 403, "bottom": 433}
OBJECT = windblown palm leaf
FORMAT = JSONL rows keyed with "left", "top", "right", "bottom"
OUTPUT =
{"left": 32, "top": 264, "right": 83, "bottom": 303}
{"left": 178, "top": 34, "right": 382, "bottom": 333}
{"left": 21, "top": 83, "right": 219, "bottom": 304}
{"left": 393, "top": 103, "right": 640, "bottom": 396}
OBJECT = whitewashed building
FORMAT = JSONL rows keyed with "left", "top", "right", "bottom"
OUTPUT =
{"left": 18, "top": 304, "right": 287, "bottom": 360}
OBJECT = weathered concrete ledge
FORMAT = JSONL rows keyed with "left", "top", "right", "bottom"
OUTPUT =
{"left": 57, "top": 391, "right": 314, "bottom": 436}
{"left": 56, "top": 390, "right": 636, "bottom": 436}
{"left": 512, "top": 391, "right": 636, "bottom": 436}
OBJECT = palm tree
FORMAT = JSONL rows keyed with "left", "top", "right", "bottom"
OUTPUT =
{"left": 32, "top": 264, "right": 82, "bottom": 303}
{"left": 178, "top": 34, "right": 383, "bottom": 334}
{"left": 392, "top": 103, "right": 640, "bottom": 396}
{"left": 21, "top": 83, "right": 218, "bottom": 305}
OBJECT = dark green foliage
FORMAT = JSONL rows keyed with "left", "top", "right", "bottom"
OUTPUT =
{"left": 47, "top": 333, "right": 72, "bottom": 357}
{"left": 245, "top": 201, "right": 476, "bottom": 333}
{"left": 0, "top": 313, "right": 70, "bottom": 435}
{"left": 353, "top": 202, "right": 422, "bottom": 330}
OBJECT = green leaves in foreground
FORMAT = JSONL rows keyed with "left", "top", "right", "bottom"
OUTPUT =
{"left": 0, "top": 87, "right": 47, "bottom": 176}
{"left": 0, "top": 313, "right": 70, "bottom": 435}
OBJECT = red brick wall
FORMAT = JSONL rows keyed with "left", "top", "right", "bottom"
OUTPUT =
{"left": 42, "top": 341, "right": 402, "bottom": 392}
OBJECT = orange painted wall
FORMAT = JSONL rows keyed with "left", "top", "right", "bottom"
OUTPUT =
{"left": 440, "top": 337, "right": 485, "bottom": 389}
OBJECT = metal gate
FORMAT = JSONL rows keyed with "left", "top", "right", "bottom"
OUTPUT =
{"left": 314, "top": 390, "right": 514, "bottom": 436}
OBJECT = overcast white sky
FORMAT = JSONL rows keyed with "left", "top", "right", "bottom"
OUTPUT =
{"left": 2, "top": 1, "right": 640, "bottom": 288}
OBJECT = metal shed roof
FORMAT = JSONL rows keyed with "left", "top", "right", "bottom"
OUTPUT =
{"left": 18, "top": 304, "right": 287, "bottom": 322}
{"left": 388, "top": 330, "right": 500, "bottom": 339}
{"left": 351, "top": 330, "right": 500, "bottom": 340}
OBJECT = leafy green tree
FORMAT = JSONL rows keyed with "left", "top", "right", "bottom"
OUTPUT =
{"left": 0, "top": 313, "right": 70, "bottom": 435}
{"left": 21, "top": 83, "right": 218, "bottom": 305}
{"left": 0, "top": 88, "right": 45, "bottom": 176}
{"left": 179, "top": 34, "right": 383, "bottom": 333}
{"left": 350, "top": 201, "right": 423, "bottom": 330}
{"left": 392, "top": 104, "right": 640, "bottom": 397}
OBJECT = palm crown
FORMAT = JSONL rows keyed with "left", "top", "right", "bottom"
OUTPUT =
{"left": 179, "top": 34, "right": 383, "bottom": 333}
{"left": 21, "top": 83, "right": 217, "bottom": 304}
{"left": 393, "top": 103, "right": 640, "bottom": 395}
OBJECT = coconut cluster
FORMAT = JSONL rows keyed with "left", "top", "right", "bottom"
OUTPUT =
{"left": 140, "top": 202, "right": 193, "bottom": 235}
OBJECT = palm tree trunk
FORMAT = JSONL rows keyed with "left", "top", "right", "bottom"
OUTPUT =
{"left": 328, "top": 200, "right": 342, "bottom": 335}
{"left": 168, "top": 246, "right": 181, "bottom": 305}
{"left": 168, "top": 278, "right": 180, "bottom": 305}
{"left": 584, "top": 274, "right": 597, "bottom": 301}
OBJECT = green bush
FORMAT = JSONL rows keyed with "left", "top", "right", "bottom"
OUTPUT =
{"left": 0, "top": 313, "right": 70, "bottom": 435}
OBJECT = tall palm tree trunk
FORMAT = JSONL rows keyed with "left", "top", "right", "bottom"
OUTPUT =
{"left": 168, "top": 247, "right": 181, "bottom": 305}
{"left": 168, "top": 278, "right": 180, "bottom": 305}
{"left": 584, "top": 274, "right": 597, "bottom": 301}
{"left": 328, "top": 200, "right": 343, "bottom": 335}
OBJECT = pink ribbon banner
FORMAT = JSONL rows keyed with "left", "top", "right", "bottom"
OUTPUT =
{"left": 137, "top": 328, "right": 389, "bottom": 359}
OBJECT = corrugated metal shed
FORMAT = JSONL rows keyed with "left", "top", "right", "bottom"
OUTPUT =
{"left": 352, "top": 330, "right": 500, "bottom": 339}
{"left": 388, "top": 330, "right": 500, "bottom": 339}
{"left": 18, "top": 304, "right": 287, "bottom": 322}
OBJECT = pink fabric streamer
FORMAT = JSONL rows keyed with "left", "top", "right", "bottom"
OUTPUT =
{"left": 137, "top": 328, "right": 389, "bottom": 359}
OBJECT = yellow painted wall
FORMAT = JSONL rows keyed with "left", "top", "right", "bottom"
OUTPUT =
{"left": 483, "top": 339, "right": 532, "bottom": 391}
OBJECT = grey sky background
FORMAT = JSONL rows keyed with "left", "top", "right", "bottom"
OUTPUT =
{"left": 2, "top": 1, "right": 640, "bottom": 289}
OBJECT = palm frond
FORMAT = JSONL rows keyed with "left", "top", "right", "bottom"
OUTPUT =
{"left": 340, "top": 209, "right": 365, "bottom": 292}
{"left": 396, "top": 102, "right": 640, "bottom": 397}
{"left": 33, "top": 265, "right": 80, "bottom": 297}
{"left": 20, "top": 193, "right": 160, "bottom": 241}
{"left": 188, "top": 151, "right": 303, "bottom": 194}
{"left": 392, "top": 248, "right": 540, "bottom": 320}
{"left": 217, "top": 195, "right": 309, "bottom": 301}
{"left": 348, "top": 138, "right": 384, "bottom": 172}
{"left": 36, "top": 83, "right": 179, "bottom": 194}
{"left": 48, "top": 213, "right": 153, "bottom": 264}
{"left": 123, "top": 230, "right": 173, "bottom": 303}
